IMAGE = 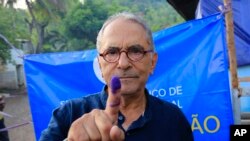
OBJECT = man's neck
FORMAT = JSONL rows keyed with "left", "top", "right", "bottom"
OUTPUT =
{"left": 119, "top": 89, "right": 147, "bottom": 130}
{"left": 120, "top": 90, "right": 146, "bottom": 111}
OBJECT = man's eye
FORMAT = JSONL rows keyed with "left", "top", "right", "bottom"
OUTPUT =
{"left": 106, "top": 48, "right": 119, "bottom": 55}
{"left": 129, "top": 47, "right": 144, "bottom": 54}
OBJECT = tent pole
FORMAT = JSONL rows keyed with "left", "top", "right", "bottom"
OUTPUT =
{"left": 223, "top": 0, "right": 240, "bottom": 124}
{"left": 223, "top": 0, "right": 238, "bottom": 89}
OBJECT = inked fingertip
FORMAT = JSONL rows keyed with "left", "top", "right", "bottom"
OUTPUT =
{"left": 111, "top": 76, "right": 121, "bottom": 93}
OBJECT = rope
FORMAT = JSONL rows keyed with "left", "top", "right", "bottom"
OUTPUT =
{"left": 218, "top": 2, "right": 232, "bottom": 15}
{"left": 0, "top": 111, "right": 33, "bottom": 132}
{"left": 0, "top": 33, "right": 24, "bottom": 59}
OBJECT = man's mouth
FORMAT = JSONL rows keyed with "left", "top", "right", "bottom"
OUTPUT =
{"left": 119, "top": 76, "right": 138, "bottom": 79}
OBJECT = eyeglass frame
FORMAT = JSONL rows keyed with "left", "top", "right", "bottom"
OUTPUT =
{"left": 99, "top": 46, "right": 154, "bottom": 63}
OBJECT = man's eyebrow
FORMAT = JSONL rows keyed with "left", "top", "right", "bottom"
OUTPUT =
{"left": 107, "top": 46, "right": 120, "bottom": 49}
{"left": 128, "top": 44, "right": 144, "bottom": 48}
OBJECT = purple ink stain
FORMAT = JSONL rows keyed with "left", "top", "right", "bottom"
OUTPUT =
{"left": 111, "top": 76, "right": 121, "bottom": 94}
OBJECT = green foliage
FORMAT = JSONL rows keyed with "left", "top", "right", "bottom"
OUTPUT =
{"left": 0, "top": 6, "right": 29, "bottom": 64}
{"left": 0, "top": 7, "right": 28, "bottom": 43}
{"left": 61, "top": 0, "right": 184, "bottom": 51}
{"left": 143, "top": 3, "right": 184, "bottom": 31}
{"left": 63, "top": 0, "right": 109, "bottom": 51}
{"left": 0, "top": 43, "right": 10, "bottom": 64}
{"left": 0, "top": 0, "right": 185, "bottom": 56}
{"left": 105, "top": 0, "right": 130, "bottom": 15}
{"left": 34, "top": 0, "right": 83, "bottom": 53}
{"left": 108, "top": 0, "right": 184, "bottom": 32}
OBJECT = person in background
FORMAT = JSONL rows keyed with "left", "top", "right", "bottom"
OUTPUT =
{"left": 40, "top": 11, "right": 194, "bottom": 141}
{"left": 0, "top": 95, "right": 9, "bottom": 141}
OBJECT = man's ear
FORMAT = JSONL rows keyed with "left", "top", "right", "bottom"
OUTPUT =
{"left": 150, "top": 53, "right": 158, "bottom": 74}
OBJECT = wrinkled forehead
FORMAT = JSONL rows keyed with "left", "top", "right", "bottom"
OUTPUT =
{"left": 104, "top": 18, "right": 146, "bottom": 35}
{"left": 100, "top": 18, "right": 149, "bottom": 51}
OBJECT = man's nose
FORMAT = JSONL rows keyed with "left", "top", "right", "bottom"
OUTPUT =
{"left": 117, "top": 52, "right": 131, "bottom": 69}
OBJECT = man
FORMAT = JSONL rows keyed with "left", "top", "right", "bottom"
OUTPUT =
{"left": 40, "top": 12, "right": 193, "bottom": 141}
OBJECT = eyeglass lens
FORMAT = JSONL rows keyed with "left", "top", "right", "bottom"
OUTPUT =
{"left": 101, "top": 45, "right": 150, "bottom": 62}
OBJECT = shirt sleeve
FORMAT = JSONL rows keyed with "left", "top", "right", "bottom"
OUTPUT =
{"left": 39, "top": 101, "right": 72, "bottom": 141}
{"left": 39, "top": 94, "right": 103, "bottom": 141}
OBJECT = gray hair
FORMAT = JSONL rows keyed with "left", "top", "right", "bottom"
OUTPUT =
{"left": 96, "top": 12, "right": 154, "bottom": 52}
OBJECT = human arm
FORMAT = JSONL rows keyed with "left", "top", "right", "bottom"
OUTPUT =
{"left": 67, "top": 76, "right": 124, "bottom": 141}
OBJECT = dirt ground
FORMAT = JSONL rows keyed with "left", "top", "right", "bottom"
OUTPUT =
{"left": 2, "top": 87, "right": 35, "bottom": 141}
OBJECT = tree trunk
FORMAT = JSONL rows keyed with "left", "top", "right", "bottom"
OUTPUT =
{"left": 0, "top": 33, "right": 16, "bottom": 49}
{"left": 36, "top": 24, "right": 46, "bottom": 53}
{"left": 25, "top": 0, "right": 48, "bottom": 54}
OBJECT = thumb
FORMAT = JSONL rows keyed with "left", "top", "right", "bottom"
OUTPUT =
{"left": 110, "top": 125, "right": 125, "bottom": 141}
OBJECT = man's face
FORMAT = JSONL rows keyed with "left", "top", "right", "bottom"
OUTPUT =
{"left": 98, "top": 18, "right": 157, "bottom": 95}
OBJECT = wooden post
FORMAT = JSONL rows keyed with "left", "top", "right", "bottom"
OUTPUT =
{"left": 223, "top": 0, "right": 241, "bottom": 124}
{"left": 239, "top": 77, "right": 250, "bottom": 82}
{"left": 223, "top": 0, "right": 239, "bottom": 89}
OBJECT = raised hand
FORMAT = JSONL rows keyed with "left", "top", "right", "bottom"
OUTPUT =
{"left": 67, "top": 76, "right": 124, "bottom": 141}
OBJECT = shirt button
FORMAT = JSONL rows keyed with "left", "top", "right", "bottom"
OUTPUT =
{"left": 127, "top": 132, "right": 130, "bottom": 136}
{"left": 118, "top": 116, "right": 123, "bottom": 120}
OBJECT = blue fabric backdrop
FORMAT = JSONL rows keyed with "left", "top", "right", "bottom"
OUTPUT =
{"left": 196, "top": 0, "right": 250, "bottom": 66}
{"left": 24, "top": 14, "right": 234, "bottom": 141}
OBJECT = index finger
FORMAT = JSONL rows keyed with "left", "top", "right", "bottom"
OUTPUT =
{"left": 105, "top": 76, "right": 121, "bottom": 122}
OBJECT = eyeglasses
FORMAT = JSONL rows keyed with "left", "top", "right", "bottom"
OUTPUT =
{"left": 99, "top": 45, "right": 153, "bottom": 63}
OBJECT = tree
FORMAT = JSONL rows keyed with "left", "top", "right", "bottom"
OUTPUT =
{"left": 0, "top": 4, "right": 28, "bottom": 64}
{"left": 1, "top": 0, "right": 184, "bottom": 63}
{"left": 25, "top": 0, "right": 80, "bottom": 53}
{"left": 42, "top": 0, "right": 82, "bottom": 53}
{"left": 113, "top": 0, "right": 184, "bottom": 32}
{"left": 0, "top": 0, "right": 15, "bottom": 7}
{"left": 6, "top": 0, "right": 16, "bottom": 8}
{"left": 0, "top": 34, "right": 11, "bottom": 66}
{"left": 60, "top": 0, "right": 184, "bottom": 51}
{"left": 63, "top": 0, "right": 110, "bottom": 51}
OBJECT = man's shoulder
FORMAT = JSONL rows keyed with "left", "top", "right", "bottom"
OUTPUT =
{"left": 147, "top": 95, "right": 190, "bottom": 127}
{"left": 62, "top": 92, "right": 104, "bottom": 108}
{"left": 40, "top": 92, "right": 105, "bottom": 141}
{"left": 52, "top": 92, "right": 105, "bottom": 123}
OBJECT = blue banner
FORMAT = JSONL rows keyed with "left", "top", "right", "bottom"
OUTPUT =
{"left": 24, "top": 13, "right": 234, "bottom": 140}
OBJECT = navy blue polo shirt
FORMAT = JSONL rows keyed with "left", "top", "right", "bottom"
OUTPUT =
{"left": 40, "top": 87, "right": 193, "bottom": 141}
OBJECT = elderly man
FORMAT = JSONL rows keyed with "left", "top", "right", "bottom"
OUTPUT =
{"left": 40, "top": 12, "right": 193, "bottom": 141}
